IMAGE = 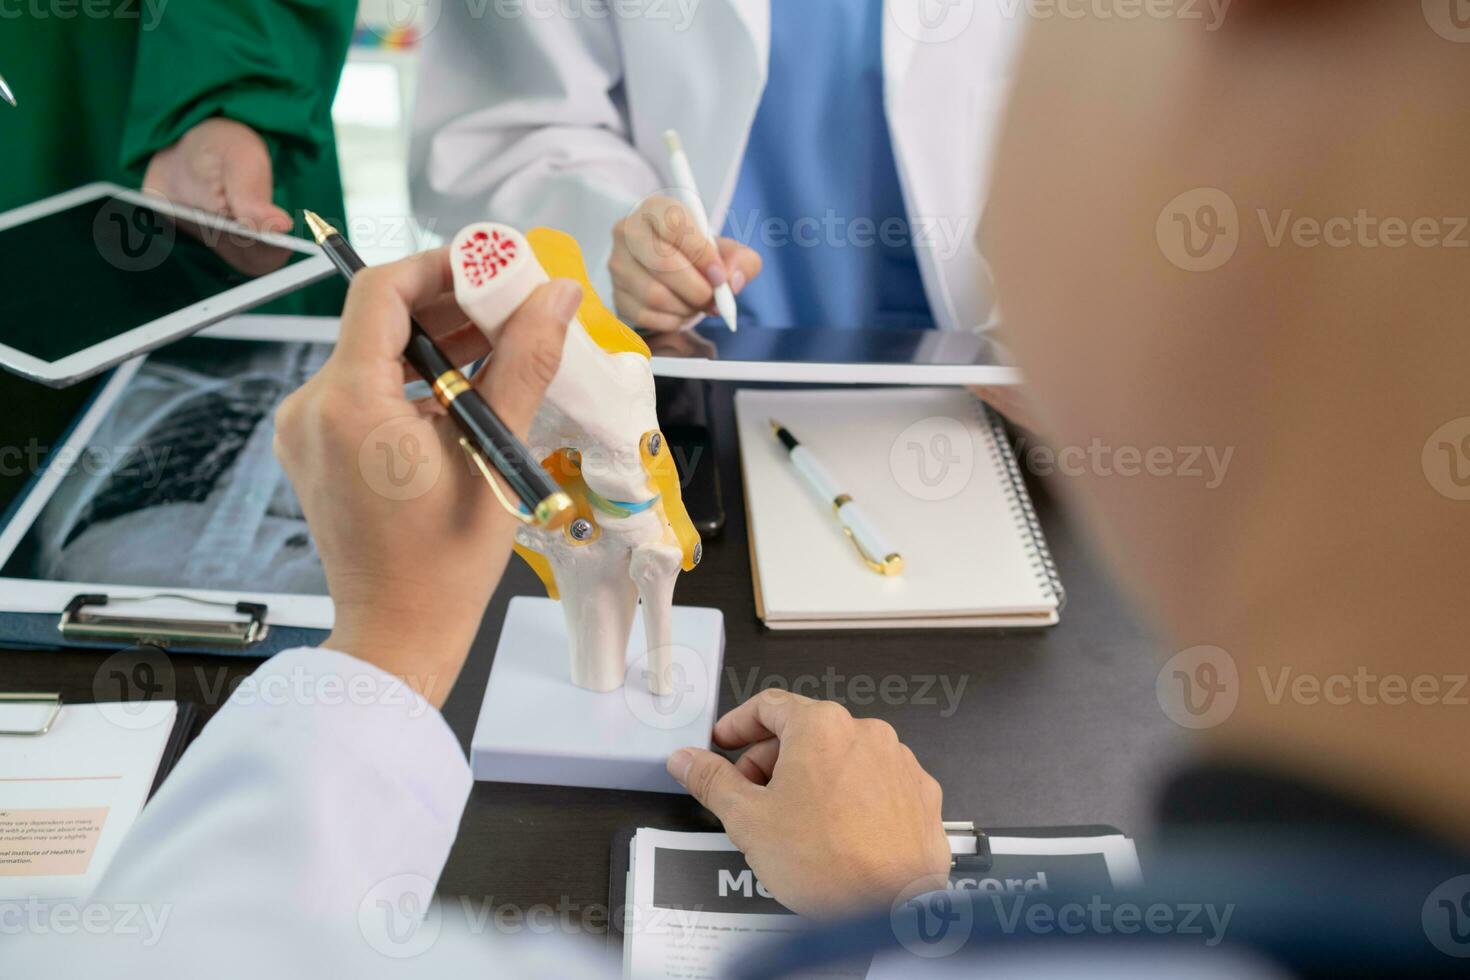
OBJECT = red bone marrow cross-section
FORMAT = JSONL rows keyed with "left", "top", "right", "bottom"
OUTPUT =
{"left": 452, "top": 223, "right": 549, "bottom": 337}
{"left": 457, "top": 226, "right": 519, "bottom": 288}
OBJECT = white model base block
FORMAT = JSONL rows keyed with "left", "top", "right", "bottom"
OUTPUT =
{"left": 470, "top": 596, "right": 726, "bottom": 794}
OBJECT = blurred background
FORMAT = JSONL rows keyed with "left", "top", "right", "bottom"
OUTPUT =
{"left": 333, "top": 0, "right": 431, "bottom": 264}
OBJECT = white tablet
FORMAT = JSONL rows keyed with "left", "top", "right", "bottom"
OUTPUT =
{"left": 0, "top": 183, "right": 335, "bottom": 387}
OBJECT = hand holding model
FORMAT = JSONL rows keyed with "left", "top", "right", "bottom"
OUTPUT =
{"left": 272, "top": 246, "right": 583, "bottom": 706}
{"left": 609, "top": 195, "right": 762, "bottom": 331}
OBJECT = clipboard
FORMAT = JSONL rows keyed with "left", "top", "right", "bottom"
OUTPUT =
{"left": 0, "top": 691, "right": 200, "bottom": 800}
{"left": 605, "top": 821, "right": 1129, "bottom": 954}
{"left": 0, "top": 593, "right": 327, "bottom": 658}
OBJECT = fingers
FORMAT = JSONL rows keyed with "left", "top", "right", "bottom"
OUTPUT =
{"left": 331, "top": 247, "right": 455, "bottom": 386}
{"left": 733, "top": 737, "right": 780, "bottom": 785}
{"left": 667, "top": 747, "right": 757, "bottom": 818}
{"left": 717, "top": 238, "right": 762, "bottom": 294}
{"left": 222, "top": 144, "right": 292, "bottom": 235}
{"left": 141, "top": 120, "right": 292, "bottom": 276}
{"left": 411, "top": 292, "right": 476, "bottom": 340}
{"left": 328, "top": 252, "right": 577, "bottom": 441}
{"left": 638, "top": 195, "right": 721, "bottom": 276}
{"left": 712, "top": 689, "right": 816, "bottom": 750}
{"left": 429, "top": 322, "right": 494, "bottom": 374}
{"left": 612, "top": 235, "right": 761, "bottom": 331}
{"left": 405, "top": 293, "right": 488, "bottom": 378}
{"left": 611, "top": 196, "right": 734, "bottom": 328}
{"left": 609, "top": 256, "right": 701, "bottom": 331}
{"left": 617, "top": 224, "right": 716, "bottom": 312}
{"left": 643, "top": 243, "right": 719, "bottom": 312}
{"left": 612, "top": 287, "right": 690, "bottom": 333}
{"left": 469, "top": 279, "right": 581, "bottom": 437}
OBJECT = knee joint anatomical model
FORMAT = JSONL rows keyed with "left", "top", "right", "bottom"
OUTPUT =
{"left": 452, "top": 224, "right": 700, "bottom": 695}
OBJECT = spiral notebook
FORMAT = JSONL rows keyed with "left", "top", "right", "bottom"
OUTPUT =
{"left": 734, "top": 388, "right": 1062, "bottom": 629}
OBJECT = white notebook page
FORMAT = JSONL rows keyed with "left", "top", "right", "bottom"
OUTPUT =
{"left": 735, "top": 387, "right": 1059, "bottom": 625}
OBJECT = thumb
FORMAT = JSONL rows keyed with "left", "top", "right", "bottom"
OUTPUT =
{"left": 718, "top": 239, "right": 762, "bottom": 293}
{"left": 471, "top": 279, "right": 581, "bottom": 437}
{"left": 668, "top": 747, "right": 757, "bottom": 819}
{"left": 221, "top": 136, "right": 291, "bottom": 234}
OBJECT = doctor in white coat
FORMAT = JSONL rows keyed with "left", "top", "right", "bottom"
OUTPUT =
{"left": 410, "top": 0, "right": 1021, "bottom": 333}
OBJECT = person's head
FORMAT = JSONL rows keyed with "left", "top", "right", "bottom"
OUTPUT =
{"left": 987, "top": 4, "right": 1470, "bottom": 840}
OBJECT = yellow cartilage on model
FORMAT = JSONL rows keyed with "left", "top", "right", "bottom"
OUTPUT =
{"left": 642, "top": 434, "right": 701, "bottom": 572}
{"left": 527, "top": 227, "right": 651, "bottom": 359}
{"left": 513, "top": 543, "right": 560, "bottom": 600}
{"left": 525, "top": 228, "right": 700, "bottom": 571}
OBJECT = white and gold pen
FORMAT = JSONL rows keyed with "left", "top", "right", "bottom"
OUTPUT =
{"left": 771, "top": 420, "right": 904, "bottom": 576}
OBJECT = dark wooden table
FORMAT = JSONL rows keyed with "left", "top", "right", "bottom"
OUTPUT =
{"left": 1, "top": 381, "right": 1182, "bottom": 928}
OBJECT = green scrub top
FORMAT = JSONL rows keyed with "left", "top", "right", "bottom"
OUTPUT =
{"left": 0, "top": 1, "right": 355, "bottom": 313}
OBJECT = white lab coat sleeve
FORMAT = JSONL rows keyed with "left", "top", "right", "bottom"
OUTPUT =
{"left": 409, "top": 3, "right": 663, "bottom": 303}
{"left": 3, "top": 647, "right": 473, "bottom": 976}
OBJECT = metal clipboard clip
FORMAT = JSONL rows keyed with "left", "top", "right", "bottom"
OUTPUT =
{"left": 0, "top": 692, "right": 63, "bottom": 736}
{"left": 59, "top": 593, "right": 270, "bottom": 651}
{"left": 945, "top": 820, "right": 994, "bottom": 873}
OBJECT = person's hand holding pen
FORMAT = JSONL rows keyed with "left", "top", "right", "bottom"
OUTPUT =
{"left": 272, "top": 246, "right": 584, "bottom": 707}
{"left": 667, "top": 690, "right": 952, "bottom": 917}
{"left": 610, "top": 194, "right": 762, "bottom": 331}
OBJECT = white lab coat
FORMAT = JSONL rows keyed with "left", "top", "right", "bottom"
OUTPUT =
{"left": 2, "top": 648, "right": 604, "bottom": 979}
{"left": 5, "top": 646, "right": 1270, "bottom": 979}
{"left": 409, "top": 0, "right": 1023, "bottom": 331}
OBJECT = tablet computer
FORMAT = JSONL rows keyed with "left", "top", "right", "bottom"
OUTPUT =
{"left": 641, "top": 322, "right": 1022, "bottom": 386}
{"left": 0, "top": 183, "right": 335, "bottom": 387}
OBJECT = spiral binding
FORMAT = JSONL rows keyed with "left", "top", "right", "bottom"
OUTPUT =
{"left": 978, "top": 404, "right": 1066, "bottom": 610}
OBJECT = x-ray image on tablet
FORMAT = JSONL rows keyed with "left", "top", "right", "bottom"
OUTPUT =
{"left": 0, "top": 332, "right": 334, "bottom": 629}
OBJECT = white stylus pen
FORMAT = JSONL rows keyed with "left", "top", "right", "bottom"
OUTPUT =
{"left": 771, "top": 420, "right": 904, "bottom": 577}
{"left": 0, "top": 73, "right": 16, "bottom": 107}
{"left": 662, "top": 129, "right": 738, "bottom": 332}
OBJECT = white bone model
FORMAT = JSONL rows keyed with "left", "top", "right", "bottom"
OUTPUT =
{"left": 451, "top": 224, "right": 700, "bottom": 695}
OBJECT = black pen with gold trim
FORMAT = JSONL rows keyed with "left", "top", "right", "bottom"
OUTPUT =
{"left": 304, "top": 211, "right": 572, "bottom": 529}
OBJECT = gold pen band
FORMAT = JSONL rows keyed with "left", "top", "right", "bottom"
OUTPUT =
{"left": 831, "top": 494, "right": 905, "bottom": 576}
{"left": 432, "top": 370, "right": 472, "bottom": 408}
{"left": 840, "top": 527, "right": 906, "bottom": 576}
